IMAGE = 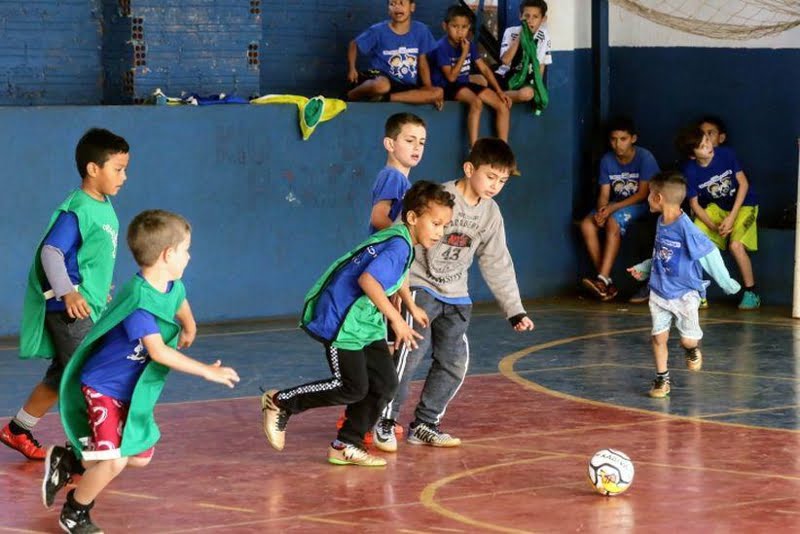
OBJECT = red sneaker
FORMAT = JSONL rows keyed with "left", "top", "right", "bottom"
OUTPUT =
{"left": 0, "top": 423, "right": 46, "bottom": 460}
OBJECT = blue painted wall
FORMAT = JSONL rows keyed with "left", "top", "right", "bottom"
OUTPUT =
{"left": 0, "top": 48, "right": 591, "bottom": 336}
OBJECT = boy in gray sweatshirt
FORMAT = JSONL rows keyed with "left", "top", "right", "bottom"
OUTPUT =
{"left": 373, "top": 138, "right": 535, "bottom": 452}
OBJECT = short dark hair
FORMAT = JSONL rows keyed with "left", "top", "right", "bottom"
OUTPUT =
{"left": 467, "top": 138, "right": 517, "bottom": 174}
{"left": 675, "top": 125, "right": 705, "bottom": 159}
{"left": 445, "top": 4, "right": 475, "bottom": 24}
{"left": 75, "top": 128, "right": 129, "bottom": 179}
{"left": 520, "top": 0, "right": 548, "bottom": 16}
{"left": 606, "top": 116, "right": 637, "bottom": 137}
{"left": 385, "top": 112, "right": 426, "bottom": 139}
{"left": 127, "top": 209, "right": 191, "bottom": 267}
{"left": 402, "top": 180, "right": 455, "bottom": 222}
{"left": 649, "top": 170, "right": 687, "bottom": 205}
{"left": 698, "top": 114, "right": 727, "bottom": 135}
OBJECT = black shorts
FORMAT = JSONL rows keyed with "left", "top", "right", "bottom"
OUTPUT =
{"left": 357, "top": 69, "right": 418, "bottom": 93}
{"left": 443, "top": 81, "right": 490, "bottom": 101}
{"left": 41, "top": 311, "right": 93, "bottom": 390}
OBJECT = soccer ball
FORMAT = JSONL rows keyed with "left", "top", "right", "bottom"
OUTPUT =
{"left": 588, "top": 449, "right": 634, "bottom": 496}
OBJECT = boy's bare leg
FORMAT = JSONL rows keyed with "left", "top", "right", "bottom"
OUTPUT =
{"left": 347, "top": 77, "right": 391, "bottom": 101}
{"left": 73, "top": 455, "right": 149, "bottom": 505}
{"left": 580, "top": 215, "right": 603, "bottom": 271}
{"left": 505, "top": 86, "right": 534, "bottom": 104}
{"left": 469, "top": 74, "right": 488, "bottom": 87}
{"left": 454, "top": 88, "right": 483, "bottom": 147}
{"left": 599, "top": 217, "right": 622, "bottom": 279}
{"left": 21, "top": 382, "right": 58, "bottom": 418}
{"left": 652, "top": 331, "right": 669, "bottom": 373}
{"left": 390, "top": 86, "right": 444, "bottom": 110}
{"left": 728, "top": 240, "right": 755, "bottom": 287}
{"left": 479, "top": 90, "right": 509, "bottom": 142}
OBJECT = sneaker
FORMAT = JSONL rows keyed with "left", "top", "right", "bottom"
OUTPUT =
{"left": 373, "top": 418, "right": 398, "bottom": 453}
{"left": 648, "top": 376, "right": 671, "bottom": 398}
{"left": 327, "top": 441, "right": 386, "bottom": 467}
{"left": 59, "top": 497, "right": 103, "bottom": 534}
{"left": 601, "top": 283, "right": 619, "bottom": 301}
{"left": 0, "top": 422, "right": 46, "bottom": 460}
{"left": 628, "top": 284, "right": 650, "bottom": 304}
{"left": 699, "top": 298, "right": 709, "bottom": 309}
{"left": 261, "top": 390, "right": 289, "bottom": 451}
{"left": 407, "top": 421, "right": 461, "bottom": 447}
{"left": 43, "top": 445, "right": 75, "bottom": 508}
{"left": 738, "top": 291, "right": 760, "bottom": 310}
{"left": 336, "top": 413, "right": 374, "bottom": 445}
{"left": 685, "top": 347, "right": 703, "bottom": 372}
{"left": 581, "top": 277, "right": 607, "bottom": 299}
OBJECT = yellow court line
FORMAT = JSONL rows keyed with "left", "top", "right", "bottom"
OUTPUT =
{"left": 0, "top": 528, "right": 49, "bottom": 534}
{"left": 604, "top": 362, "right": 800, "bottom": 383}
{"left": 196, "top": 503, "right": 256, "bottom": 513}
{"left": 701, "top": 496, "right": 796, "bottom": 513}
{"left": 698, "top": 404, "right": 800, "bottom": 419}
{"left": 498, "top": 327, "right": 800, "bottom": 434}
{"left": 466, "top": 418, "right": 669, "bottom": 444}
{"left": 106, "top": 489, "right": 159, "bottom": 500}
{"left": 420, "top": 455, "right": 565, "bottom": 534}
{"left": 297, "top": 516, "right": 359, "bottom": 526}
{"left": 776, "top": 509, "right": 800, "bottom": 515}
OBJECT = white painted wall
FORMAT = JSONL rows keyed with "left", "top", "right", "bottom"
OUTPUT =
{"left": 610, "top": 1, "right": 800, "bottom": 48}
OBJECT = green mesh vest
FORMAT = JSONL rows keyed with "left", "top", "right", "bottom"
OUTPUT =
{"left": 301, "top": 224, "right": 414, "bottom": 350}
{"left": 60, "top": 274, "right": 186, "bottom": 459}
{"left": 20, "top": 189, "right": 119, "bottom": 359}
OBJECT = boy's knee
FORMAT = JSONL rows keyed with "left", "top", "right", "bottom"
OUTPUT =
{"left": 339, "top": 379, "right": 370, "bottom": 404}
{"left": 127, "top": 455, "right": 152, "bottom": 468}
{"left": 431, "top": 86, "right": 444, "bottom": 99}
{"left": 103, "top": 457, "right": 129, "bottom": 477}
{"left": 519, "top": 87, "right": 534, "bottom": 102}
{"left": 470, "top": 99, "right": 483, "bottom": 111}
{"left": 729, "top": 240, "right": 745, "bottom": 255}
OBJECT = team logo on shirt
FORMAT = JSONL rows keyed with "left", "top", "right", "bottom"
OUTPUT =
{"left": 610, "top": 173, "right": 640, "bottom": 198}
{"left": 103, "top": 224, "right": 119, "bottom": 259}
{"left": 699, "top": 170, "right": 735, "bottom": 200}
{"left": 126, "top": 341, "right": 147, "bottom": 363}
{"left": 384, "top": 46, "right": 418, "bottom": 79}
{"left": 445, "top": 233, "right": 472, "bottom": 248}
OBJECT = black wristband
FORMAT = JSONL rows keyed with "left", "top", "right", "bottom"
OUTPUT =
{"left": 508, "top": 313, "right": 527, "bottom": 327}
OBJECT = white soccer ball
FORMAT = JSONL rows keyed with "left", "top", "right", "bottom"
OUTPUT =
{"left": 588, "top": 448, "right": 634, "bottom": 496}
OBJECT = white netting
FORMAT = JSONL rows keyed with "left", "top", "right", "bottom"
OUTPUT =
{"left": 612, "top": 0, "right": 800, "bottom": 40}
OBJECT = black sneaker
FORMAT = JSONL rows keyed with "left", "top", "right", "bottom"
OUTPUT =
{"left": 408, "top": 421, "right": 461, "bottom": 447}
{"left": 372, "top": 418, "right": 398, "bottom": 453}
{"left": 59, "top": 497, "right": 103, "bottom": 534}
{"left": 43, "top": 445, "right": 74, "bottom": 508}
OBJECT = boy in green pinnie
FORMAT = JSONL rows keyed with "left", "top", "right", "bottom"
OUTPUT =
{"left": 42, "top": 210, "right": 239, "bottom": 534}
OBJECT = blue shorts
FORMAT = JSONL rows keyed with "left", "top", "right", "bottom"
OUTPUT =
{"left": 590, "top": 203, "right": 649, "bottom": 237}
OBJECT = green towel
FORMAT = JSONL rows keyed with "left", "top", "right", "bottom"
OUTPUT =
{"left": 508, "top": 24, "right": 549, "bottom": 115}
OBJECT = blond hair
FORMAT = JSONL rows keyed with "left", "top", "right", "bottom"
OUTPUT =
{"left": 127, "top": 209, "right": 191, "bottom": 267}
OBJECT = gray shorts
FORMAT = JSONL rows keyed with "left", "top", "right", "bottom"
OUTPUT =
{"left": 649, "top": 290, "right": 703, "bottom": 340}
{"left": 41, "top": 312, "right": 93, "bottom": 390}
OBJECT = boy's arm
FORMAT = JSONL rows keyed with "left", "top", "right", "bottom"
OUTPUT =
{"left": 689, "top": 196, "right": 718, "bottom": 232}
{"left": 499, "top": 28, "right": 519, "bottom": 66}
{"left": 397, "top": 278, "right": 429, "bottom": 329}
{"left": 142, "top": 334, "right": 239, "bottom": 388}
{"left": 476, "top": 59, "right": 512, "bottom": 107}
{"left": 347, "top": 40, "right": 359, "bottom": 83}
{"left": 358, "top": 272, "right": 423, "bottom": 349}
{"left": 718, "top": 171, "right": 749, "bottom": 236}
{"left": 627, "top": 258, "right": 652, "bottom": 281}
{"left": 370, "top": 200, "right": 394, "bottom": 231}
{"left": 418, "top": 53, "right": 434, "bottom": 87}
{"left": 41, "top": 212, "right": 91, "bottom": 319}
{"left": 441, "top": 43, "right": 470, "bottom": 83}
{"left": 175, "top": 299, "right": 197, "bottom": 349}
{"left": 698, "top": 248, "right": 741, "bottom": 294}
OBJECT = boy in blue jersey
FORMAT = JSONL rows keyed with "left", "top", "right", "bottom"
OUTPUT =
{"left": 429, "top": 5, "right": 512, "bottom": 147}
{"left": 42, "top": 210, "right": 239, "bottom": 534}
{"left": 676, "top": 125, "right": 760, "bottom": 310}
{"left": 370, "top": 113, "right": 427, "bottom": 233}
{"left": 347, "top": 0, "right": 443, "bottom": 108}
{"left": 580, "top": 117, "right": 660, "bottom": 301}
{"left": 261, "top": 181, "right": 455, "bottom": 467}
{"left": 1, "top": 129, "right": 129, "bottom": 462}
{"left": 628, "top": 172, "right": 740, "bottom": 398}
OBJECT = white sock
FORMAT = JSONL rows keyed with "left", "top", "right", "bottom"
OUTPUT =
{"left": 598, "top": 274, "right": 612, "bottom": 285}
{"left": 13, "top": 409, "right": 40, "bottom": 431}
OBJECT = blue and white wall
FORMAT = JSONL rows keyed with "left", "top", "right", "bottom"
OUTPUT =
{"left": 0, "top": 2, "right": 594, "bottom": 336}
{"left": 609, "top": 1, "right": 800, "bottom": 304}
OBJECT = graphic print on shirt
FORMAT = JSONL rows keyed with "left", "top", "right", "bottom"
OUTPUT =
{"left": 425, "top": 211, "right": 479, "bottom": 284}
{"left": 610, "top": 172, "right": 641, "bottom": 198}
{"left": 126, "top": 341, "right": 148, "bottom": 364}
{"left": 385, "top": 46, "right": 418, "bottom": 79}
{"left": 655, "top": 237, "right": 681, "bottom": 276}
{"left": 698, "top": 170, "right": 735, "bottom": 201}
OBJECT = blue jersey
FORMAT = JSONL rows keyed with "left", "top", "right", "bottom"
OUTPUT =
{"left": 429, "top": 37, "right": 480, "bottom": 87}
{"left": 355, "top": 21, "right": 437, "bottom": 85}
{"left": 683, "top": 145, "right": 757, "bottom": 211}
{"left": 369, "top": 167, "right": 410, "bottom": 234}
{"left": 80, "top": 278, "right": 174, "bottom": 401}
{"left": 649, "top": 213, "right": 715, "bottom": 300}
{"left": 42, "top": 212, "right": 82, "bottom": 312}
{"left": 599, "top": 147, "right": 660, "bottom": 202}
{"left": 305, "top": 236, "right": 410, "bottom": 342}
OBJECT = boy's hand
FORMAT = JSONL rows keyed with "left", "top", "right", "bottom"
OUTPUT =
{"left": 391, "top": 317, "right": 424, "bottom": 352}
{"left": 178, "top": 327, "right": 197, "bottom": 349}
{"left": 408, "top": 304, "right": 429, "bottom": 329}
{"left": 510, "top": 315, "right": 534, "bottom": 332}
{"left": 63, "top": 291, "right": 91, "bottom": 320}
{"left": 499, "top": 92, "right": 513, "bottom": 108}
{"left": 718, "top": 215, "right": 734, "bottom": 237}
{"left": 204, "top": 360, "right": 240, "bottom": 388}
{"left": 460, "top": 38, "right": 470, "bottom": 56}
{"left": 627, "top": 266, "right": 645, "bottom": 281}
{"left": 593, "top": 211, "right": 607, "bottom": 227}
{"left": 347, "top": 67, "right": 359, "bottom": 84}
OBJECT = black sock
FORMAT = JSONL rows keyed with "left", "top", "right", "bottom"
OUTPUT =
{"left": 684, "top": 346, "right": 700, "bottom": 360}
{"left": 656, "top": 370, "right": 670, "bottom": 381}
{"left": 66, "top": 489, "right": 93, "bottom": 512}
{"left": 8, "top": 420, "right": 26, "bottom": 435}
{"left": 745, "top": 285, "right": 757, "bottom": 293}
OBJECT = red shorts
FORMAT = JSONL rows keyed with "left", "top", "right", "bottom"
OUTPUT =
{"left": 82, "top": 385, "right": 154, "bottom": 459}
